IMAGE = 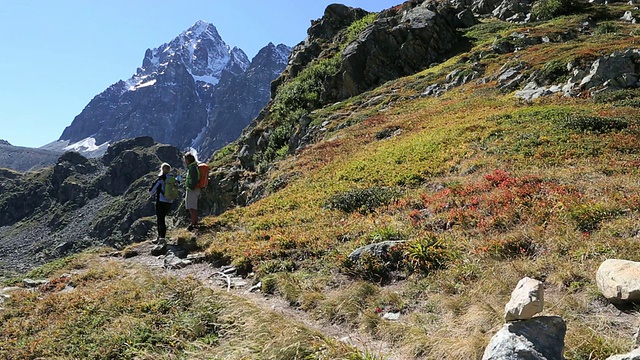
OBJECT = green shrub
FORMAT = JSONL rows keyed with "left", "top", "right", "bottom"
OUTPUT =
{"left": 326, "top": 187, "right": 401, "bottom": 214}
{"left": 593, "top": 89, "right": 640, "bottom": 107}
{"left": 531, "top": 0, "right": 584, "bottom": 20}
{"left": 562, "top": 114, "right": 629, "bottom": 133}
{"left": 344, "top": 13, "right": 377, "bottom": 48}
{"left": 343, "top": 245, "right": 405, "bottom": 283}
{"left": 255, "top": 259, "right": 297, "bottom": 277}
{"left": 368, "top": 226, "right": 406, "bottom": 242}
{"left": 476, "top": 235, "right": 537, "bottom": 259}
{"left": 212, "top": 144, "right": 236, "bottom": 163}
{"left": 537, "top": 60, "right": 570, "bottom": 85}
{"left": 232, "top": 256, "right": 253, "bottom": 277}
{"left": 256, "top": 55, "right": 342, "bottom": 169}
{"left": 594, "top": 21, "right": 620, "bottom": 35}
{"left": 402, "top": 235, "right": 454, "bottom": 274}
{"left": 568, "top": 204, "right": 623, "bottom": 232}
{"left": 261, "top": 275, "right": 278, "bottom": 295}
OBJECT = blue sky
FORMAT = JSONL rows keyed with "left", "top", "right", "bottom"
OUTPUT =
{"left": 0, "top": 0, "right": 400, "bottom": 148}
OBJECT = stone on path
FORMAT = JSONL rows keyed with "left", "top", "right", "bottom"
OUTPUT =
{"left": 505, "top": 277, "right": 544, "bottom": 321}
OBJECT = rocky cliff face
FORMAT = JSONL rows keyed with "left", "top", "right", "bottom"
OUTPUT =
{"left": 0, "top": 137, "right": 183, "bottom": 276}
{"left": 192, "top": 43, "right": 292, "bottom": 159}
{"left": 57, "top": 21, "right": 290, "bottom": 160}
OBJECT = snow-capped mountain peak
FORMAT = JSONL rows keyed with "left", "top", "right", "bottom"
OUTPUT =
{"left": 131, "top": 20, "right": 249, "bottom": 88}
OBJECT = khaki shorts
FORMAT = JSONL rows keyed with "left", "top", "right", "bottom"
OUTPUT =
{"left": 185, "top": 188, "right": 201, "bottom": 210}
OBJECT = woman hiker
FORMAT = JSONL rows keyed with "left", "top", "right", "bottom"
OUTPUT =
{"left": 149, "top": 162, "right": 178, "bottom": 241}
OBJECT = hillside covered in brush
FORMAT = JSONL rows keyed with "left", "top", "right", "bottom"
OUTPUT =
{"left": 2, "top": 0, "right": 640, "bottom": 359}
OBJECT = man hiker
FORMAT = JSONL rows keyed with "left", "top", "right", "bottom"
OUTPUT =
{"left": 184, "top": 153, "right": 200, "bottom": 230}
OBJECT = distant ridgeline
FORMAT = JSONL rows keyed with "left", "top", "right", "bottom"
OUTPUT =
{"left": 0, "top": 141, "right": 62, "bottom": 172}
{"left": 54, "top": 20, "right": 291, "bottom": 161}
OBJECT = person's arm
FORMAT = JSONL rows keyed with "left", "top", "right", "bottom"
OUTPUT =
{"left": 149, "top": 178, "right": 162, "bottom": 195}
{"left": 149, "top": 179, "right": 163, "bottom": 196}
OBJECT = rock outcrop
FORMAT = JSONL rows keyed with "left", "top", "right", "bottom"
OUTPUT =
{"left": 516, "top": 49, "right": 640, "bottom": 100}
{"left": 337, "top": 1, "right": 475, "bottom": 98}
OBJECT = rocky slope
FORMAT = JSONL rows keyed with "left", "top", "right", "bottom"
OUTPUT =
{"left": 0, "top": 137, "right": 183, "bottom": 277}
{"left": 203, "top": 0, "right": 640, "bottom": 216}
{"left": 203, "top": 1, "right": 492, "bottom": 213}
{"left": 56, "top": 21, "right": 290, "bottom": 159}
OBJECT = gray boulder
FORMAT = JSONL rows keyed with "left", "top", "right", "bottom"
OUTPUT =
{"left": 621, "top": 11, "right": 636, "bottom": 23}
{"left": 515, "top": 82, "right": 563, "bottom": 100}
{"left": 348, "top": 240, "right": 405, "bottom": 263}
{"left": 163, "top": 254, "right": 192, "bottom": 270}
{"left": 483, "top": 316, "right": 566, "bottom": 360}
{"left": 492, "top": 0, "right": 534, "bottom": 22}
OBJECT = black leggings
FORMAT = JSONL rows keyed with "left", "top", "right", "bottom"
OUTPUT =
{"left": 156, "top": 201, "right": 173, "bottom": 238}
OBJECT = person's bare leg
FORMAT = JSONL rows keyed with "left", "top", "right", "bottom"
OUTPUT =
{"left": 189, "top": 209, "right": 198, "bottom": 226}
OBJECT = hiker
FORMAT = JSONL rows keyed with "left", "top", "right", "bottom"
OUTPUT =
{"left": 149, "top": 162, "right": 178, "bottom": 241}
{"left": 184, "top": 153, "right": 200, "bottom": 230}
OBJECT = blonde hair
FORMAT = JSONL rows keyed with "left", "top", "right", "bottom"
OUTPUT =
{"left": 158, "top": 162, "right": 171, "bottom": 176}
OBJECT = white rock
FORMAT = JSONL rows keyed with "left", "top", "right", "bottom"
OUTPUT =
{"left": 606, "top": 348, "right": 640, "bottom": 360}
{"left": 382, "top": 312, "right": 401, "bottom": 321}
{"left": 621, "top": 11, "right": 635, "bottom": 22}
{"left": 596, "top": 259, "right": 640, "bottom": 304}
{"left": 504, "top": 277, "right": 544, "bottom": 321}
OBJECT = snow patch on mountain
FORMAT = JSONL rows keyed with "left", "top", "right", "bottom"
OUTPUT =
{"left": 42, "top": 138, "right": 109, "bottom": 158}
{"left": 273, "top": 44, "right": 291, "bottom": 65}
{"left": 64, "top": 137, "right": 108, "bottom": 153}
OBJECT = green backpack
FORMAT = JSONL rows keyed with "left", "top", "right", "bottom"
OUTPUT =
{"left": 164, "top": 175, "right": 179, "bottom": 202}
